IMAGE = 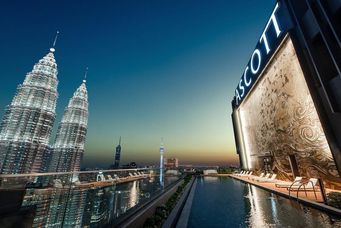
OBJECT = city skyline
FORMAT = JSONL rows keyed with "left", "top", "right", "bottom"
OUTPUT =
{"left": 0, "top": 0, "right": 340, "bottom": 227}
{"left": 0, "top": 0, "right": 274, "bottom": 167}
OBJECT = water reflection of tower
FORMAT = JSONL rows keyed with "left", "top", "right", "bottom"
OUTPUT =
{"left": 62, "top": 188, "right": 88, "bottom": 227}
{"left": 114, "top": 137, "right": 121, "bottom": 169}
{"left": 159, "top": 139, "right": 164, "bottom": 186}
{"left": 82, "top": 185, "right": 115, "bottom": 227}
{"left": 113, "top": 180, "right": 140, "bottom": 218}
{"left": 129, "top": 181, "right": 139, "bottom": 208}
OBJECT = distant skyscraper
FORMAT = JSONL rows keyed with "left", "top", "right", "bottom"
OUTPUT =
{"left": 159, "top": 139, "right": 164, "bottom": 186}
{"left": 50, "top": 74, "right": 89, "bottom": 172}
{"left": 0, "top": 41, "right": 59, "bottom": 174}
{"left": 113, "top": 137, "right": 121, "bottom": 169}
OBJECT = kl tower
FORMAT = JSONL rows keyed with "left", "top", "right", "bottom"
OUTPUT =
{"left": 159, "top": 138, "right": 164, "bottom": 186}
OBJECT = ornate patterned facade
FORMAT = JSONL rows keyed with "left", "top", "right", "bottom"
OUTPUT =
{"left": 237, "top": 37, "right": 340, "bottom": 188}
{"left": 49, "top": 80, "right": 88, "bottom": 172}
{"left": 0, "top": 48, "right": 58, "bottom": 174}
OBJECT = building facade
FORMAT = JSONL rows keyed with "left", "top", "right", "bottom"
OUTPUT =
{"left": 49, "top": 80, "right": 88, "bottom": 172}
{"left": 231, "top": 0, "right": 341, "bottom": 188}
{"left": 164, "top": 158, "right": 179, "bottom": 169}
{"left": 0, "top": 48, "right": 58, "bottom": 174}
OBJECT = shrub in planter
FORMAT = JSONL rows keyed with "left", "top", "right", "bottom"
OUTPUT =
{"left": 144, "top": 175, "right": 193, "bottom": 228}
{"left": 155, "top": 206, "right": 168, "bottom": 219}
{"left": 154, "top": 215, "right": 163, "bottom": 226}
{"left": 143, "top": 217, "right": 155, "bottom": 228}
{"left": 327, "top": 192, "right": 341, "bottom": 209}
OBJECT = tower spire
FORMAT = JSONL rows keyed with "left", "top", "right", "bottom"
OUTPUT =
{"left": 119, "top": 136, "right": 121, "bottom": 146}
{"left": 159, "top": 137, "right": 164, "bottom": 187}
{"left": 50, "top": 30, "right": 59, "bottom": 53}
{"left": 83, "top": 67, "right": 88, "bottom": 83}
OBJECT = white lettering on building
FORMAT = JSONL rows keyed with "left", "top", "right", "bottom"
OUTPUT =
{"left": 235, "top": 2, "right": 282, "bottom": 106}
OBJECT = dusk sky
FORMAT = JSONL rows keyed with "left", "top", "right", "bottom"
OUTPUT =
{"left": 0, "top": 0, "right": 274, "bottom": 167}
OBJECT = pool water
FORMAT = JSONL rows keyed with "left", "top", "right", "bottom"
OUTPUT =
{"left": 188, "top": 176, "right": 341, "bottom": 228}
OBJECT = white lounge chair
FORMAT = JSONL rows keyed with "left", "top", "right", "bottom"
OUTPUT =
{"left": 288, "top": 178, "right": 319, "bottom": 199}
{"left": 113, "top": 174, "right": 120, "bottom": 181}
{"left": 241, "top": 171, "right": 251, "bottom": 176}
{"left": 254, "top": 173, "right": 271, "bottom": 181}
{"left": 235, "top": 171, "right": 245, "bottom": 176}
{"left": 107, "top": 175, "right": 114, "bottom": 181}
{"left": 257, "top": 174, "right": 277, "bottom": 182}
{"left": 288, "top": 178, "right": 318, "bottom": 191}
{"left": 275, "top": 176, "right": 302, "bottom": 188}
{"left": 249, "top": 173, "right": 264, "bottom": 180}
{"left": 240, "top": 171, "right": 253, "bottom": 177}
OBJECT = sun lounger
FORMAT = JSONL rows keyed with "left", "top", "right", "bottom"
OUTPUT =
{"left": 257, "top": 174, "right": 277, "bottom": 182}
{"left": 235, "top": 171, "right": 245, "bottom": 176}
{"left": 240, "top": 171, "right": 249, "bottom": 176}
{"left": 288, "top": 178, "right": 319, "bottom": 199}
{"left": 107, "top": 175, "right": 114, "bottom": 181}
{"left": 253, "top": 173, "right": 271, "bottom": 181}
{"left": 241, "top": 171, "right": 253, "bottom": 177}
{"left": 113, "top": 174, "right": 121, "bottom": 181}
{"left": 275, "top": 176, "right": 302, "bottom": 188}
{"left": 249, "top": 173, "right": 264, "bottom": 180}
{"left": 288, "top": 178, "right": 318, "bottom": 190}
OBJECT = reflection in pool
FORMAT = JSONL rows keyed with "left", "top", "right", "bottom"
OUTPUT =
{"left": 188, "top": 176, "right": 341, "bottom": 228}
{"left": 81, "top": 176, "right": 178, "bottom": 227}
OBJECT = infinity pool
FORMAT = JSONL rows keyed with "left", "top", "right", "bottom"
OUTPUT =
{"left": 188, "top": 176, "right": 341, "bottom": 228}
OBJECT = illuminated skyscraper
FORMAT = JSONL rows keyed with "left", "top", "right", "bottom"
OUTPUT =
{"left": 0, "top": 36, "right": 59, "bottom": 174}
{"left": 113, "top": 137, "right": 121, "bottom": 169}
{"left": 159, "top": 139, "right": 164, "bottom": 186}
{"left": 50, "top": 73, "right": 88, "bottom": 172}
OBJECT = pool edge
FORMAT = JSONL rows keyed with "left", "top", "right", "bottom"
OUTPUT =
{"left": 174, "top": 177, "right": 198, "bottom": 228}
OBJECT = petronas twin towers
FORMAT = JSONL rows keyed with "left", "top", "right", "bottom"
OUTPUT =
{"left": 0, "top": 42, "right": 89, "bottom": 174}
{"left": 50, "top": 78, "right": 88, "bottom": 172}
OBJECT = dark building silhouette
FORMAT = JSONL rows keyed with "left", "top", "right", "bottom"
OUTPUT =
{"left": 113, "top": 137, "right": 121, "bottom": 169}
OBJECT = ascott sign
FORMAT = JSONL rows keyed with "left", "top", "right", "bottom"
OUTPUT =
{"left": 234, "top": 2, "right": 291, "bottom": 107}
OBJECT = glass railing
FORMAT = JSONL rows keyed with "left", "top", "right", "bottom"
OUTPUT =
{"left": 0, "top": 169, "right": 181, "bottom": 227}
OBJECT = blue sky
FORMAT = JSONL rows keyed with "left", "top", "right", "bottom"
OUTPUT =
{"left": 0, "top": 0, "right": 275, "bottom": 167}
